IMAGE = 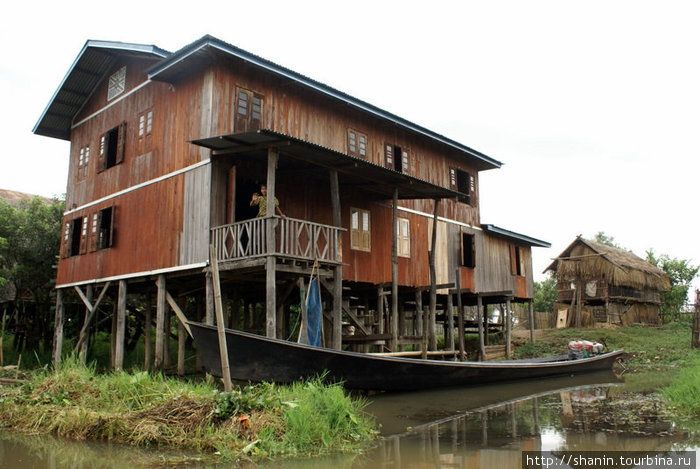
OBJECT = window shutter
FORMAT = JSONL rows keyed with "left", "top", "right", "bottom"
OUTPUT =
{"left": 108, "top": 205, "right": 117, "bottom": 248}
{"left": 401, "top": 150, "right": 409, "bottom": 173}
{"left": 235, "top": 89, "right": 249, "bottom": 132}
{"left": 347, "top": 130, "right": 357, "bottom": 155}
{"left": 97, "top": 134, "right": 106, "bottom": 173}
{"left": 361, "top": 211, "right": 371, "bottom": 251}
{"left": 509, "top": 244, "right": 518, "bottom": 275}
{"left": 384, "top": 143, "right": 393, "bottom": 169}
{"left": 79, "top": 216, "right": 89, "bottom": 254}
{"left": 89, "top": 212, "right": 99, "bottom": 252}
{"left": 115, "top": 121, "right": 126, "bottom": 165}
{"left": 250, "top": 93, "right": 263, "bottom": 131}
{"left": 449, "top": 168, "right": 457, "bottom": 189}
{"left": 60, "top": 221, "right": 71, "bottom": 258}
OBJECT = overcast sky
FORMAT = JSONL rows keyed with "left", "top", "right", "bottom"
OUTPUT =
{"left": 2, "top": 0, "right": 698, "bottom": 291}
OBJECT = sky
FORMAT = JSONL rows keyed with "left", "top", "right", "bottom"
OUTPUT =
{"left": 2, "top": 0, "right": 698, "bottom": 293}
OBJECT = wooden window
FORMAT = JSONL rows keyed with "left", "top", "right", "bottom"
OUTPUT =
{"left": 63, "top": 216, "right": 88, "bottom": 257}
{"left": 235, "top": 87, "right": 263, "bottom": 132}
{"left": 350, "top": 208, "right": 371, "bottom": 252}
{"left": 397, "top": 217, "right": 410, "bottom": 258}
{"left": 77, "top": 145, "right": 90, "bottom": 180}
{"left": 510, "top": 244, "right": 524, "bottom": 276}
{"left": 138, "top": 110, "right": 153, "bottom": 137}
{"left": 90, "top": 206, "right": 116, "bottom": 251}
{"left": 347, "top": 129, "right": 368, "bottom": 158}
{"left": 98, "top": 122, "right": 126, "bottom": 172}
{"left": 107, "top": 66, "right": 126, "bottom": 101}
{"left": 461, "top": 233, "right": 476, "bottom": 268}
{"left": 449, "top": 167, "right": 475, "bottom": 205}
{"left": 386, "top": 144, "right": 409, "bottom": 173}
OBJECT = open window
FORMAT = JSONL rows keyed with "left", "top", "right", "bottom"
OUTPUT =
{"left": 510, "top": 244, "right": 525, "bottom": 276}
{"left": 90, "top": 206, "right": 116, "bottom": 251}
{"left": 62, "top": 216, "right": 88, "bottom": 257}
{"left": 98, "top": 122, "right": 126, "bottom": 172}
{"left": 350, "top": 208, "right": 371, "bottom": 252}
{"left": 385, "top": 143, "right": 409, "bottom": 173}
{"left": 461, "top": 233, "right": 476, "bottom": 268}
{"left": 449, "top": 167, "right": 475, "bottom": 205}
{"left": 235, "top": 87, "right": 263, "bottom": 132}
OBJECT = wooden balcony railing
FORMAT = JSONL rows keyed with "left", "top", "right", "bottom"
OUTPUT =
{"left": 211, "top": 216, "right": 344, "bottom": 263}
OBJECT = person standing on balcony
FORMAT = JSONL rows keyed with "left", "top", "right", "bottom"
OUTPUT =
{"left": 250, "top": 184, "right": 286, "bottom": 218}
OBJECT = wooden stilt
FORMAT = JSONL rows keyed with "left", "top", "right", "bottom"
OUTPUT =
{"left": 330, "top": 169, "right": 343, "bottom": 350}
{"left": 446, "top": 293, "right": 455, "bottom": 352}
{"left": 74, "top": 282, "right": 110, "bottom": 355}
{"left": 114, "top": 280, "right": 127, "bottom": 370}
{"left": 477, "top": 295, "right": 485, "bottom": 360}
{"left": 210, "top": 244, "right": 233, "bottom": 392}
{"left": 110, "top": 301, "right": 117, "bottom": 369}
{"left": 528, "top": 299, "right": 535, "bottom": 343}
{"left": 428, "top": 199, "right": 439, "bottom": 352}
{"left": 164, "top": 307, "right": 171, "bottom": 369}
{"left": 265, "top": 148, "right": 278, "bottom": 339}
{"left": 79, "top": 285, "right": 93, "bottom": 361}
{"left": 391, "top": 187, "right": 399, "bottom": 352}
{"left": 456, "top": 269, "right": 465, "bottom": 359}
{"left": 155, "top": 275, "right": 166, "bottom": 370}
{"left": 52, "top": 288, "right": 65, "bottom": 367}
{"left": 144, "top": 300, "right": 152, "bottom": 371}
{"left": 505, "top": 299, "right": 512, "bottom": 358}
{"left": 178, "top": 321, "right": 186, "bottom": 376}
{"left": 205, "top": 272, "right": 214, "bottom": 326}
{"left": 377, "top": 286, "right": 385, "bottom": 334}
{"left": 415, "top": 289, "right": 423, "bottom": 337}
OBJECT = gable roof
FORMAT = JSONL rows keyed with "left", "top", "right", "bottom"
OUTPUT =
{"left": 33, "top": 35, "right": 502, "bottom": 171}
{"left": 545, "top": 236, "right": 670, "bottom": 291}
{"left": 33, "top": 40, "right": 170, "bottom": 140}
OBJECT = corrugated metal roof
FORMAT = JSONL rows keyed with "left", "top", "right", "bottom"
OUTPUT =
{"left": 151, "top": 35, "right": 502, "bottom": 171}
{"left": 192, "top": 129, "right": 465, "bottom": 200}
{"left": 481, "top": 224, "right": 551, "bottom": 248}
{"left": 33, "top": 40, "right": 169, "bottom": 140}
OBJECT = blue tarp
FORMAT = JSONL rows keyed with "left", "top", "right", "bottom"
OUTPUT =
{"left": 305, "top": 277, "right": 322, "bottom": 347}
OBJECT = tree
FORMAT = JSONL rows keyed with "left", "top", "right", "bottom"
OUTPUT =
{"left": 594, "top": 231, "right": 622, "bottom": 249}
{"left": 0, "top": 197, "right": 64, "bottom": 351}
{"left": 533, "top": 276, "right": 558, "bottom": 313}
{"left": 646, "top": 249, "right": 699, "bottom": 320}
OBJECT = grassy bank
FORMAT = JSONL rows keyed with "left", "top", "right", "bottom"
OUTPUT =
{"left": 0, "top": 359, "right": 377, "bottom": 464}
{"left": 512, "top": 321, "right": 700, "bottom": 421}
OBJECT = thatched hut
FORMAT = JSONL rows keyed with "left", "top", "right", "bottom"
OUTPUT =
{"left": 545, "top": 236, "right": 671, "bottom": 326}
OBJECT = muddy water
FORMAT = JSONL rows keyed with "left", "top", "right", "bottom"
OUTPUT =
{"left": 1, "top": 372, "right": 697, "bottom": 468}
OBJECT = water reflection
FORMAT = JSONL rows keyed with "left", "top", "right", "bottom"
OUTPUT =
{"left": 1, "top": 371, "right": 696, "bottom": 469}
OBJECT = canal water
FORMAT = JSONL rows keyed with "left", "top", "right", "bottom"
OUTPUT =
{"left": 1, "top": 371, "right": 697, "bottom": 468}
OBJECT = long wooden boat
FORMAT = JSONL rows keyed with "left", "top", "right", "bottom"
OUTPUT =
{"left": 188, "top": 321, "right": 624, "bottom": 391}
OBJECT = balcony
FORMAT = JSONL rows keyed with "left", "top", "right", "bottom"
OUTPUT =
{"left": 211, "top": 216, "right": 343, "bottom": 265}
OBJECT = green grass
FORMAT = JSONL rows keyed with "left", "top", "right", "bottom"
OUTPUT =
{"left": 0, "top": 358, "right": 377, "bottom": 464}
{"left": 660, "top": 356, "right": 700, "bottom": 419}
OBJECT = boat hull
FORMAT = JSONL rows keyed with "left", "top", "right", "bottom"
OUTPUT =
{"left": 188, "top": 322, "right": 623, "bottom": 391}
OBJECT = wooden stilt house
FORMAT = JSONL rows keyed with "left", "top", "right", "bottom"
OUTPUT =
{"left": 34, "top": 35, "right": 549, "bottom": 369}
{"left": 545, "top": 236, "right": 671, "bottom": 327}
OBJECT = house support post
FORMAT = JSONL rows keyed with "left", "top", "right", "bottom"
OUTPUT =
{"left": 528, "top": 299, "right": 535, "bottom": 343}
{"left": 155, "top": 275, "right": 166, "bottom": 370}
{"left": 446, "top": 293, "right": 455, "bottom": 353}
{"left": 79, "top": 285, "right": 93, "bottom": 360}
{"left": 391, "top": 187, "right": 399, "bottom": 352}
{"left": 377, "top": 287, "right": 385, "bottom": 334}
{"left": 205, "top": 272, "right": 214, "bottom": 326}
{"left": 52, "top": 288, "right": 65, "bottom": 367}
{"left": 114, "top": 280, "right": 127, "bottom": 370}
{"left": 74, "top": 282, "right": 111, "bottom": 358}
{"left": 330, "top": 169, "right": 342, "bottom": 349}
{"left": 505, "top": 298, "right": 512, "bottom": 358}
{"left": 144, "top": 299, "right": 152, "bottom": 370}
{"left": 415, "top": 289, "right": 423, "bottom": 337}
{"left": 265, "top": 148, "right": 278, "bottom": 338}
{"left": 477, "top": 295, "right": 485, "bottom": 360}
{"left": 210, "top": 244, "right": 233, "bottom": 391}
{"left": 456, "top": 268, "right": 465, "bottom": 359}
{"left": 428, "top": 199, "right": 439, "bottom": 352}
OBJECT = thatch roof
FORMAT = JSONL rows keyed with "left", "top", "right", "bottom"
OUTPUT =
{"left": 545, "top": 236, "right": 671, "bottom": 291}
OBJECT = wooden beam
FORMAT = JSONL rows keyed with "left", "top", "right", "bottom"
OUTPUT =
{"left": 74, "top": 282, "right": 112, "bottom": 353}
{"left": 330, "top": 169, "right": 343, "bottom": 350}
{"left": 477, "top": 295, "right": 485, "bottom": 360}
{"left": 505, "top": 299, "right": 512, "bottom": 358}
{"left": 210, "top": 245, "right": 233, "bottom": 392}
{"left": 177, "top": 321, "right": 186, "bottom": 377}
{"left": 265, "top": 148, "right": 278, "bottom": 338}
{"left": 155, "top": 275, "right": 166, "bottom": 370}
{"left": 456, "top": 268, "right": 465, "bottom": 359}
{"left": 144, "top": 300, "right": 152, "bottom": 371}
{"left": 446, "top": 292, "right": 455, "bottom": 352}
{"left": 391, "top": 187, "right": 399, "bottom": 352}
{"left": 79, "top": 285, "right": 93, "bottom": 361}
{"left": 114, "top": 280, "right": 127, "bottom": 370}
{"left": 52, "top": 289, "right": 65, "bottom": 367}
{"left": 528, "top": 299, "right": 535, "bottom": 343}
{"left": 428, "top": 199, "right": 440, "bottom": 351}
{"left": 165, "top": 291, "right": 193, "bottom": 337}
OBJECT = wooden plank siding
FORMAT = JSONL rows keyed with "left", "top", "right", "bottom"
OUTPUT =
{"left": 57, "top": 48, "right": 535, "bottom": 297}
